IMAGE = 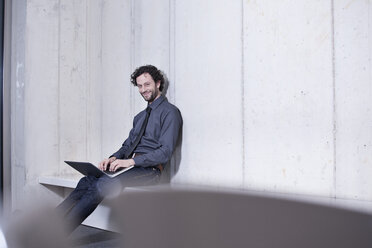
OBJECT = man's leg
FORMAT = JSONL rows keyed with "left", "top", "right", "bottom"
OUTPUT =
{"left": 63, "top": 166, "right": 161, "bottom": 232}
{"left": 56, "top": 175, "right": 99, "bottom": 216}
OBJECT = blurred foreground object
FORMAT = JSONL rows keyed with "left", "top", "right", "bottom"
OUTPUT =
{"left": 0, "top": 228, "right": 7, "bottom": 248}
{"left": 111, "top": 188, "right": 372, "bottom": 248}
{"left": 4, "top": 207, "right": 70, "bottom": 248}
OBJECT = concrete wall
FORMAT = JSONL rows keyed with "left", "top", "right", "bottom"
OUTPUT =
{"left": 334, "top": 0, "right": 372, "bottom": 200}
{"left": 9, "top": 0, "right": 372, "bottom": 210}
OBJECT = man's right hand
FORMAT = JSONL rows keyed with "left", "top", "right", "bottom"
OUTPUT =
{"left": 99, "top": 157, "right": 116, "bottom": 171}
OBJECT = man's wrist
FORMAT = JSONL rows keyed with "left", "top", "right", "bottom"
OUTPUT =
{"left": 129, "top": 158, "right": 135, "bottom": 166}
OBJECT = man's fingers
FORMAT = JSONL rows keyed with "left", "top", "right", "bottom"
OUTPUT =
{"left": 107, "top": 159, "right": 127, "bottom": 171}
{"left": 99, "top": 160, "right": 106, "bottom": 170}
{"left": 110, "top": 161, "right": 118, "bottom": 171}
{"left": 103, "top": 160, "right": 110, "bottom": 170}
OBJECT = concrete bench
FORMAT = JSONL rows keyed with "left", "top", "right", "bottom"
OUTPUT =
{"left": 38, "top": 175, "right": 151, "bottom": 232}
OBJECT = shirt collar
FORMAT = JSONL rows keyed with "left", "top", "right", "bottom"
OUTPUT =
{"left": 147, "top": 94, "right": 166, "bottom": 110}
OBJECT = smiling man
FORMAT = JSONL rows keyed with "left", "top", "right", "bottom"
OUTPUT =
{"left": 57, "top": 65, "right": 183, "bottom": 232}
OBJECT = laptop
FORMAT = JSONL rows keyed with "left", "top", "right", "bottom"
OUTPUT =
{"left": 65, "top": 161, "right": 134, "bottom": 178}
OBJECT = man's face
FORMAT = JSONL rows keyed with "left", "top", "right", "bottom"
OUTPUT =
{"left": 136, "top": 73, "right": 161, "bottom": 103}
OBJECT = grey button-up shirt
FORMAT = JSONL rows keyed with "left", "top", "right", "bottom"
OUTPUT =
{"left": 111, "top": 95, "right": 183, "bottom": 167}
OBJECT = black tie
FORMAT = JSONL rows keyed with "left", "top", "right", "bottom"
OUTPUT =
{"left": 124, "top": 106, "right": 152, "bottom": 159}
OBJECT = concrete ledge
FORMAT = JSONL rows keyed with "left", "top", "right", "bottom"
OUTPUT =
{"left": 39, "top": 175, "right": 82, "bottom": 188}
{"left": 39, "top": 175, "right": 152, "bottom": 192}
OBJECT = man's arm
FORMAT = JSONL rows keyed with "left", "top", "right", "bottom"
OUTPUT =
{"left": 98, "top": 117, "right": 137, "bottom": 171}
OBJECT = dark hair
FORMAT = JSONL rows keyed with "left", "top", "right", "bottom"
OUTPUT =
{"left": 131, "top": 65, "right": 165, "bottom": 91}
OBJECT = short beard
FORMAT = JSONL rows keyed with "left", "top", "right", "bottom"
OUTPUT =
{"left": 142, "top": 90, "right": 158, "bottom": 103}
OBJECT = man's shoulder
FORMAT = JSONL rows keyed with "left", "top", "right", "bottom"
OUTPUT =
{"left": 161, "top": 98, "right": 182, "bottom": 117}
{"left": 163, "top": 99, "right": 180, "bottom": 112}
{"left": 154, "top": 99, "right": 182, "bottom": 126}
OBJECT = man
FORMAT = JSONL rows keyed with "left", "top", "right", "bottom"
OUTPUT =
{"left": 57, "top": 65, "right": 183, "bottom": 232}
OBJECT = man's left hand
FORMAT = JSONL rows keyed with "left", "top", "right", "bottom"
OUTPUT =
{"left": 109, "top": 159, "right": 135, "bottom": 172}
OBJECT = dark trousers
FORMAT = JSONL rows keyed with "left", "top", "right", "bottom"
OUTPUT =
{"left": 56, "top": 166, "right": 161, "bottom": 232}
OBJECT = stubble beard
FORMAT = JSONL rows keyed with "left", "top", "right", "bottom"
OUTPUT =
{"left": 142, "top": 89, "right": 159, "bottom": 103}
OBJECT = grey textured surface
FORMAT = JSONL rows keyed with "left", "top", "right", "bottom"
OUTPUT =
{"left": 69, "top": 225, "right": 122, "bottom": 248}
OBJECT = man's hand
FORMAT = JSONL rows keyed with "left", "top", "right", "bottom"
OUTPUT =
{"left": 109, "top": 159, "right": 135, "bottom": 172}
{"left": 99, "top": 157, "right": 117, "bottom": 171}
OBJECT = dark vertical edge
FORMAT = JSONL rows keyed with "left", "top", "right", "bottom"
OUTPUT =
{"left": 3, "top": 0, "right": 13, "bottom": 217}
{"left": 0, "top": 0, "right": 5, "bottom": 211}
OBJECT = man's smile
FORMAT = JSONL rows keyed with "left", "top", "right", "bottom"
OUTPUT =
{"left": 142, "top": 92, "right": 150, "bottom": 97}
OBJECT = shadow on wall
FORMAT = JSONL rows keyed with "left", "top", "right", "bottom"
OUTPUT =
{"left": 162, "top": 71, "right": 169, "bottom": 97}
{"left": 159, "top": 72, "right": 183, "bottom": 184}
{"left": 165, "top": 129, "right": 182, "bottom": 183}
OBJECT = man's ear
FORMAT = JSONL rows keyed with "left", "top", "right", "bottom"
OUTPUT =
{"left": 156, "top": 80, "right": 161, "bottom": 89}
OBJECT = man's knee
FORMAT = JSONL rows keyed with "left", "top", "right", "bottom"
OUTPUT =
{"left": 95, "top": 176, "right": 122, "bottom": 198}
{"left": 76, "top": 175, "right": 98, "bottom": 189}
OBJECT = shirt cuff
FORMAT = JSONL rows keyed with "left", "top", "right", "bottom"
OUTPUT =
{"left": 110, "top": 151, "right": 121, "bottom": 159}
{"left": 133, "top": 156, "right": 145, "bottom": 166}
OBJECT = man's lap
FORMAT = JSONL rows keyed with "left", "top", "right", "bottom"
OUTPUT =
{"left": 77, "top": 166, "right": 161, "bottom": 198}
